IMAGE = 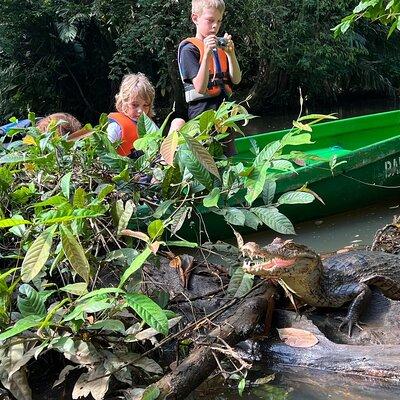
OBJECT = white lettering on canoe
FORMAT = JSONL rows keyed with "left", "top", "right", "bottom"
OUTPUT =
{"left": 385, "top": 157, "right": 400, "bottom": 178}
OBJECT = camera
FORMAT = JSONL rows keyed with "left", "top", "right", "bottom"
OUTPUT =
{"left": 216, "top": 37, "right": 228, "bottom": 47}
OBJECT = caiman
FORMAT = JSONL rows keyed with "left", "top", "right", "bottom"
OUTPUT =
{"left": 241, "top": 238, "right": 400, "bottom": 335}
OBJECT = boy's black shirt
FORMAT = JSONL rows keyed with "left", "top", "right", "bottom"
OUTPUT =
{"left": 179, "top": 42, "right": 226, "bottom": 119}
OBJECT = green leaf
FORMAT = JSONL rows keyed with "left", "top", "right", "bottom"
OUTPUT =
{"left": 182, "top": 132, "right": 220, "bottom": 179}
{"left": 119, "top": 247, "right": 152, "bottom": 288}
{"left": 0, "top": 315, "right": 43, "bottom": 341}
{"left": 277, "top": 191, "right": 315, "bottom": 205}
{"left": 292, "top": 120, "right": 312, "bottom": 132}
{"left": 228, "top": 268, "right": 254, "bottom": 298}
{"left": 262, "top": 180, "right": 276, "bottom": 205}
{"left": 238, "top": 378, "right": 246, "bottom": 396}
{"left": 0, "top": 218, "right": 32, "bottom": 228}
{"left": 79, "top": 287, "right": 125, "bottom": 302}
{"left": 125, "top": 293, "right": 169, "bottom": 336}
{"left": 281, "top": 132, "right": 313, "bottom": 146}
{"left": 137, "top": 113, "right": 158, "bottom": 136}
{"left": 73, "top": 188, "right": 87, "bottom": 208}
{"left": 60, "top": 172, "right": 72, "bottom": 199}
{"left": 170, "top": 206, "right": 189, "bottom": 235}
{"left": 203, "top": 187, "right": 221, "bottom": 208}
{"left": 21, "top": 225, "right": 56, "bottom": 282}
{"left": 60, "top": 225, "right": 91, "bottom": 283}
{"left": 179, "top": 148, "right": 214, "bottom": 190}
{"left": 242, "top": 210, "right": 261, "bottom": 230}
{"left": 165, "top": 241, "right": 198, "bottom": 248}
{"left": 60, "top": 282, "right": 88, "bottom": 296}
{"left": 245, "top": 165, "right": 268, "bottom": 205}
{"left": 87, "top": 319, "right": 126, "bottom": 334}
{"left": 141, "top": 385, "right": 161, "bottom": 400}
{"left": 224, "top": 208, "right": 245, "bottom": 226}
{"left": 148, "top": 220, "right": 164, "bottom": 240}
{"left": 97, "top": 184, "right": 115, "bottom": 201}
{"left": 253, "top": 207, "right": 295, "bottom": 235}
{"left": 253, "top": 141, "right": 281, "bottom": 166}
{"left": 17, "top": 284, "right": 46, "bottom": 317}
{"left": 153, "top": 200, "right": 175, "bottom": 219}
{"left": 117, "top": 200, "right": 135, "bottom": 235}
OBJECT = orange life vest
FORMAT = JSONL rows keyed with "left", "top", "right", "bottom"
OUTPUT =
{"left": 108, "top": 112, "right": 139, "bottom": 157}
{"left": 178, "top": 37, "right": 233, "bottom": 103}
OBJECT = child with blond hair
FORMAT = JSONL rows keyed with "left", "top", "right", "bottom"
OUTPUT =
{"left": 108, "top": 73, "right": 184, "bottom": 157}
{"left": 177, "top": 0, "right": 241, "bottom": 155}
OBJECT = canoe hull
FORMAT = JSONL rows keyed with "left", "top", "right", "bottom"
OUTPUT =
{"left": 181, "top": 110, "right": 400, "bottom": 240}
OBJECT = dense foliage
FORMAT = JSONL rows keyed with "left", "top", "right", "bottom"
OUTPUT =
{"left": 0, "top": 0, "right": 399, "bottom": 123}
{"left": 0, "top": 104, "right": 337, "bottom": 398}
{"left": 334, "top": 0, "right": 400, "bottom": 37}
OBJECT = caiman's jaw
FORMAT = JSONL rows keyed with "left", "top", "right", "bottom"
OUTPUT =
{"left": 241, "top": 238, "right": 320, "bottom": 279}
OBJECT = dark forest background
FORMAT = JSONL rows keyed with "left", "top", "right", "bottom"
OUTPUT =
{"left": 1, "top": 0, "right": 399, "bottom": 124}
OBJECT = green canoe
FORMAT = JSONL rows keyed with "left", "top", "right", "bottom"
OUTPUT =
{"left": 182, "top": 109, "right": 400, "bottom": 240}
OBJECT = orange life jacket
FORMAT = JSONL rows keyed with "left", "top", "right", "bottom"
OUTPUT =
{"left": 178, "top": 37, "right": 233, "bottom": 103}
{"left": 108, "top": 112, "right": 139, "bottom": 157}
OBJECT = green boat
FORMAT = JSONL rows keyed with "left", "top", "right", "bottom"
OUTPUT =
{"left": 182, "top": 109, "right": 400, "bottom": 240}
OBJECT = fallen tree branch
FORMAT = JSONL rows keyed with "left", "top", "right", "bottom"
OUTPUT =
{"left": 152, "top": 284, "right": 276, "bottom": 399}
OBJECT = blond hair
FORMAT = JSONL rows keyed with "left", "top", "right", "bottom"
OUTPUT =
{"left": 115, "top": 73, "right": 155, "bottom": 119}
{"left": 37, "top": 113, "right": 82, "bottom": 135}
{"left": 192, "top": 0, "right": 225, "bottom": 14}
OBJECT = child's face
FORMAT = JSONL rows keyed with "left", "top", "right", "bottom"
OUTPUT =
{"left": 126, "top": 96, "right": 151, "bottom": 120}
{"left": 192, "top": 7, "right": 223, "bottom": 39}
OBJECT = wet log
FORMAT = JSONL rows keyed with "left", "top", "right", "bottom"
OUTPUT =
{"left": 259, "top": 303, "right": 400, "bottom": 380}
{"left": 152, "top": 284, "right": 276, "bottom": 400}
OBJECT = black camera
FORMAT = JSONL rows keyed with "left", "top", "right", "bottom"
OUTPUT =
{"left": 216, "top": 37, "right": 228, "bottom": 47}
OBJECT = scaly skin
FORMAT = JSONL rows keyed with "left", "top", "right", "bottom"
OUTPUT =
{"left": 242, "top": 238, "right": 400, "bottom": 335}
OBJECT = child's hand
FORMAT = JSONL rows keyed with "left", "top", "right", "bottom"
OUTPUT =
{"left": 222, "top": 33, "right": 235, "bottom": 56}
{"left": 203, "top": 35, "right": 218, "bottom": 55}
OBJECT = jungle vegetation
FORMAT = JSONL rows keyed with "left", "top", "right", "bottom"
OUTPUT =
{"left": 0, "top": 0, "right": 400, "bottom": 123}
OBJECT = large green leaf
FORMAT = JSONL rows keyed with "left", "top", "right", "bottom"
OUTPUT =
{"left": 21, "top": 226, "right": 56, "bottom": 282}
{"left": 253, "top": 141, "right": 281, "bottom": 167}
{"left": 182, "top": 132, "right": 220, "bottom": 179}
{"left": 0, "top": 315, "right": 43, "bottom": 341}
{"left": 242, "top": 210, "right": 261, "bottom": 230}
{"left": 277, "top": 191, "right": 315, "bottom": 205}
{"left": 224, "top": 208, "right": 246, "bottom": 226}
{"left": 147, "top": 220, "right": 164, "bottom": 240}
{"left": 73, "top": 188, "right": 87, "bottom": 208}
{"left": 245, "top": 164, "right": 268, "bottom": 205}
{"left": 170, "top": 206, "right": 189, "bottom": 235}
{"left": 117, "top": 200, "right": 135, "bottom": 235}
{"left": 253, "top": 206, "right": 295, "bottom": 234}
{"left": 262, "top": 180, "right": 276, "bottom": 205}
{"left": 60, "top": 172, "right": 72, "bottom": 199}
{"left": 203, "top": 187, "right": 221, "bottom": 208}
{"left": 60, "top": 225, "right": 90, "bottom": 283}
{"left": 0, "top": 218, "right": 31, "bottom": 228}
{"left": 119, "top": 247, "right": 152, "bottom": 288}
{"left": 17, "top": 284, "right": 46, "bottom": 317}
{"left": 227, "top": 268, "right": 254, "bottom": 298}
{"left": 180, "top": 149, "right": 214, "bottom": 190}
{"left": 125, "top": 293, "right": 168, "bottom": 336}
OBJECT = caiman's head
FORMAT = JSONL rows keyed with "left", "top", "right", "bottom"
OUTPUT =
{"left": 242, "top": 237, "right": 320, "bottom": 279}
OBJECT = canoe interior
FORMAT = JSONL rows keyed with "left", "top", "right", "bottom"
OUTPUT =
{"left": 235, "top": 110, "right": 400, "bottom": 165}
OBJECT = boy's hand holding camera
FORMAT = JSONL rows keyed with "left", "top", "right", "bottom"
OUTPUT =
{"left": 203, "top": 33, "right": 235, "bottom": 57}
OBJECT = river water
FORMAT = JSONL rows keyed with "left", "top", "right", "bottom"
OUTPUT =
{"left": 192, "top": 98, "right": 400, "bottom": 400}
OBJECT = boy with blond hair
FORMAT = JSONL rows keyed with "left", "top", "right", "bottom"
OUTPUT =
{"left": 178, "top": 0, "right": 241, "bottom": 154}
{"left": 178, "top": 0, "right": 242, "bottom": 119}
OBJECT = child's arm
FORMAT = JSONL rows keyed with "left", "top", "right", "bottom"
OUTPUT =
{"left": 223, "top": 34, "right": 242, "bottom": 85}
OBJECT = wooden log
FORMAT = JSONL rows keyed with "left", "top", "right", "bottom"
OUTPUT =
{"left": 153, "top": 285, "right": 276, "bottom": 400}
